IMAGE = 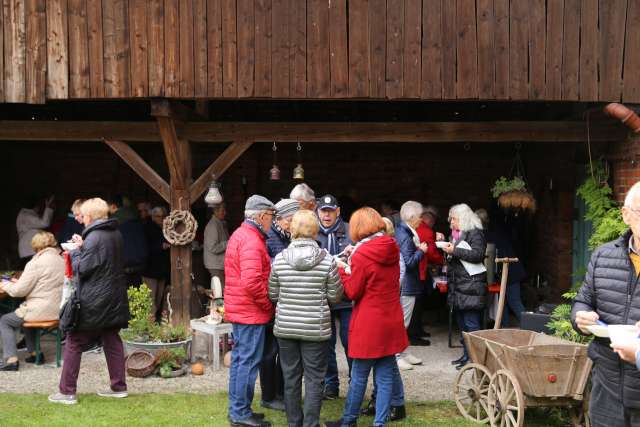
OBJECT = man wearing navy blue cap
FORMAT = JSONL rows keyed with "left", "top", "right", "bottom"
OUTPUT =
{"left": 316, "top": 194, "right": 353, "bottom": 400}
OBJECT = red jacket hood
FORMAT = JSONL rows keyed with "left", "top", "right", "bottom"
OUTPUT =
{"left": 355, "top": 235, "right": 400, "bottom": 266}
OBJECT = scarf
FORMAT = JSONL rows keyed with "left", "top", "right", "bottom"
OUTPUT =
{"left": 319, "top": 217, "right": 344, "bottom": 255}
{"left": 244, "top": 219, "right": 268, "bottom": 239}
{"left": 346, "top": 232, "right": 385, "bottom": 271}
{"left": 271, "top": 219, "right": 290, "bottom": 242}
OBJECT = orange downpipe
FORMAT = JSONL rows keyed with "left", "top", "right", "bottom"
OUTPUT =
{"left": 604, "top": 103, "right": 640, "bottom": 133}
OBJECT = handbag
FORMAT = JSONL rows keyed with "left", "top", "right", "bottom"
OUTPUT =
{"left": 59, "top": 289, "right": 81, "bottom": 333}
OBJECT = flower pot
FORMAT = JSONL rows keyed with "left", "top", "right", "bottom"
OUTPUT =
{"left": 122, "top": 336, "right": 192, "bottom": 360}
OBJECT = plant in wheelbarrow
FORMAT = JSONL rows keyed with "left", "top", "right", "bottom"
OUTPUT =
{"left": 120, "top": 284, "right": 191, "bottom": 360}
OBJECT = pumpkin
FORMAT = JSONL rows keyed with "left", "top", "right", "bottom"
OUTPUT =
{"left": 191, "top": 362, "right": 205, "bottom": 376}
{"left": 223, "top": 351, "right": 232, "bottom": 368}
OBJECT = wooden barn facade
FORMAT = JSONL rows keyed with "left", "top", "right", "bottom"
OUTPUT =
{"left": 0, "top": 0, "right": 638, "bottom": 326}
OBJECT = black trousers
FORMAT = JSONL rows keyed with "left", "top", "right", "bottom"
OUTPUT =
{"left": 278, "top": 338, "right": 329, "bottom": 427}
{"left": 259, "top": 323, "right": 284, "bottom": 402}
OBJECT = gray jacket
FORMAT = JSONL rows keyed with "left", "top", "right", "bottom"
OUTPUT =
{"left": 268, "top": 238, "right": 344, "bottom": 341}
{"left": 203, "top": 216, "right": 229, "bottom": 270}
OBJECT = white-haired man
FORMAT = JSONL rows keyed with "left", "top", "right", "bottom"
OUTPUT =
{"left": 290, "top": 183, "right": 317, "bottom": 211}
{"left": 573, "top": 181, "right": 640, "bottom": 426}
{"left": 225, "top": 195, "right": 277, "bottom": 427}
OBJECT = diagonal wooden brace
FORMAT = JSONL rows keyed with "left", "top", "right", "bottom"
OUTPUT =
{"left": 104, "top": 139, "right": 170, "bottom": 203}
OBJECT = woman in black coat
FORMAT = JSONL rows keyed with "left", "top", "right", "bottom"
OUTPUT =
{"left": 49, "top": 198, "right": 130, "bottom": 405}
{"left": 441, "top": 203, "right": 487, "bottom": 370}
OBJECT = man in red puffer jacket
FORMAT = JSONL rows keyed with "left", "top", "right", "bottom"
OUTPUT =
{"left": 225, "top": 195, "right": 276, "bottom": 427}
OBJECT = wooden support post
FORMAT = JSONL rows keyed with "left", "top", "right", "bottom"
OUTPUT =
{"left": 152, "top": 100, "right": 193, "bottom": 328}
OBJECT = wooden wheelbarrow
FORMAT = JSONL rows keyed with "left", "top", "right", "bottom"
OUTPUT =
{"left": 493, "top": 257, "right": 519, "bottom": 330}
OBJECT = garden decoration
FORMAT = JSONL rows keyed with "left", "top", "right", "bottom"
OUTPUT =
{"left": 125, "top": 350, "right": 157, "bottom": 378}
{"left": 163, "top": 209, "right": 198, "bottom": 245}
{"left": 120, "top": 284, "right": 191, "bottom": 360}
{"left": 491, "top": 146, "right": 537, "bottom": 214}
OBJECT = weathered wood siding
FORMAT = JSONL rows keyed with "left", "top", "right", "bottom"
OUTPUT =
{"left": 2, "top": 0, "right": 640, "bottom": 103}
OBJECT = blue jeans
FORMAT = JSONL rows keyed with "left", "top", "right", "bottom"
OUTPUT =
{"left": 498, "top": 282, "right": 526, "bottom": 327}
{"left": 343, "top": 356, "right": 396, "bottom": 426}
{"left": 371, "top": 358, "right": 405, "bottom": 406}
{"left": 325, "top": 308, "right": 353, "bottom": 393}
{"left": 228, "top": 323, "right": 266, "bottom": 421}
{"left": 455, "top": 309, "right": 482, "bottom": 360}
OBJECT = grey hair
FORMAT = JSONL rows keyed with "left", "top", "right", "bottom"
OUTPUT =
{"left": 244, "top": 209, "right": 261, "bottom": 220}
{"left": 625, "top": 182, "right": 640, "bottom": 207}
{"left": 450, "top": 203, "right": 483, "bottom": 231}
{"left": 151, "top": 206, "right": 167, "bottom": 216}
{"left": 400, "top": 201, "right": 423, "bottom": 223}
{"left": 290, "top": 183, "right": 315, "bottom": 202}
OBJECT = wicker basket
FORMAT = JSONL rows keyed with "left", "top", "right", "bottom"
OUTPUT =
{"left": 125, "top": 350, "right": 157, "bottom": 378}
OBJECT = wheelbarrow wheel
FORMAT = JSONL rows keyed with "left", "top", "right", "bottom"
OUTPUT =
{"left": 487, "top": 369, "right": 525, "bottom": 427}
{"left": 454, "top": 363, "right": 492, "bottom": 423}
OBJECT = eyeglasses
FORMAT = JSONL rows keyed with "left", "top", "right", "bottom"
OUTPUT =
{"left": 625, "top": 206, "right": 640, "bottom": 217}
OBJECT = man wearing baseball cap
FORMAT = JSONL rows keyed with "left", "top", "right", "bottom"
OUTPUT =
{"left": 316, "top": 194, "right": 354, "bottom": 400}
{"left": 225, "top": 195, "right": 277, "bottom": 427}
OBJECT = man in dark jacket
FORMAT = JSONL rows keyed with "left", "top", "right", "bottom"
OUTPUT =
{"left": 49, "top": 198, "right": 130, "bottom": 405}
{"left": 141, "top": 207, "right": 170, "bottom": 321}
{"left": 572, "top": 183, "right": 640, "bottom": 426}
{"left": 316, "top": 195, "right": 353, "bottom": 400}
{"left": 107, "top": 195, "right": 148, "bottom": 287}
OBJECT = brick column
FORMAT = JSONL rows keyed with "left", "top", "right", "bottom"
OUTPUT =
{"left": 609, "top": 132, "right": 640, "bottom": 203}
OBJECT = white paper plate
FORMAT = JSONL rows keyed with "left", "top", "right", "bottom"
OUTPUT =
{"left": 609, "top": 324, "right": 638, "bottom": 344}
{"left": 585, "top": 324, "right": 609, "bottom": 338}
{"left": 435, "top": 241, "right": 449, "bottom": 249}
{"left": 61, "top": 242, "right": 78, "bottom": 251}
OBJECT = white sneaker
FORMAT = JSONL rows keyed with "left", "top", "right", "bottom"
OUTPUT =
{"left": 48, "top": 392, "right": 77, "bottom": 405}
{"left": 397, "top": 358, "right": 413, "bottom": 371}
{"left": 97, "top": 390, "right": 128, "bottom": 398}
{"left": 403, "top": 353, "right": 423, "bottom": 365}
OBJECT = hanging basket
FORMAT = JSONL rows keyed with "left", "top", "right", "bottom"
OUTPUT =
{"left": 163, "top": 210, "right": 198, "bottom": 246}
{"left": 497, "top": 190, "right": 537, "bottom": 213}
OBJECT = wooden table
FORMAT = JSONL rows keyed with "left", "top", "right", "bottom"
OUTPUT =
{"left": 190, "top": 319, "right": 232, "bottom": 370}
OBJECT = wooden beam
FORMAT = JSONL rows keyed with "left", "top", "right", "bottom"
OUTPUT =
{"left": 0, "top": 120, "right": 627, "bottom": 143}
{"left": 150, "top": 98, "right": 207, "bottom": 122}
{"left": 103, "top": 139, "right": 170, "bottom": 203}
{"left": 190, "top": 139, "right": 254, "bottom": 202}
{"left": 155, "top": 116, "right": 186, "bottom": 184}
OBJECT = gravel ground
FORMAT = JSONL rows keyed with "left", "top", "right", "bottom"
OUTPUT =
{"left": 0, "top": 325, "right": 462, "bottom": 401}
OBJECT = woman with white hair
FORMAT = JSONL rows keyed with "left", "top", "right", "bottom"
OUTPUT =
{"left": 441, "top": 203, "right": 487, "bottom": 370}
{"left": 289, "top": 183, "right": 317, "bottom": 211}
{"left": 394, "top": 201, "right": 430, "bottom": 371}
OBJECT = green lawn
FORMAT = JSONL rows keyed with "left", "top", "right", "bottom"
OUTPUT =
{"left": 0, "top": 393, "right": 569, "bottom": 426}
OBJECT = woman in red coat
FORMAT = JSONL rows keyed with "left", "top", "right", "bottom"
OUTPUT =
{"left": 326, "top": 208, "right": 409, "bottom": 427}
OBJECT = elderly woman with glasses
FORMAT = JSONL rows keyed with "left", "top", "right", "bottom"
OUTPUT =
{"left": 441, "top": 203, "right": 487, "bottom": 370}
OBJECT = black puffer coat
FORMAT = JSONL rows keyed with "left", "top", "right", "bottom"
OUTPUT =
{"left": 571, "top": 229, "right": 640, "bottom": 408}
{"left": 70, "top": 218, "right": 130, "bottom": 331}
{"left": 447, "top": 228, "right": 487, "bottom": 311}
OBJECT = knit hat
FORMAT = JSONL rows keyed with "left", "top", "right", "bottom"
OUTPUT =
{"left": 245, "top": 195, "right": 276, "bottom": 212}
{"left": 275, "top": 198, "right": 300, "bottom": 219}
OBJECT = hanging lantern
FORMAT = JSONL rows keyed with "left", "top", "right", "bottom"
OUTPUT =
{"left": 293, "top": 141, "right": 305, "bottom": 180}
{"left": 204, "top": 174, "right": 223, "bottom": 206}
{"left": 270, "top": 141, "right": 281, "bottom": 180}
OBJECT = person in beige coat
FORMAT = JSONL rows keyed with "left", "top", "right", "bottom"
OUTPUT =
{"left": 0, "top": 231, "right": 64, "bottom": 370}
{"left": 204, "top": 203, "right": 229, "bottom": 289}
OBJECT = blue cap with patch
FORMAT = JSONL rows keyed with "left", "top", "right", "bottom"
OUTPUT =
{"left": 318, "top": 194, "right": 339, "bottom": 210}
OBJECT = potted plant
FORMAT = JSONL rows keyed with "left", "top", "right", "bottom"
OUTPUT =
{"left": 156, "top": 347, "right": 188, "bottom": 378}
{"left": 491, "top": 176, "right": 537, "bottom": 213}
{"left": 120, "top": 284, "right": 191, "bottom": 356}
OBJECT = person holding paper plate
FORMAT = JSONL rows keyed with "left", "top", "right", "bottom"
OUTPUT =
{"left": 441, "top": 204, "right": 487, "bottom": 370}
{"left": 572, "top": 181, "right": 640, "bottom": 427}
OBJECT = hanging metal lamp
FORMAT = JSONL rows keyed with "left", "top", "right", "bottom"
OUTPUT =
{"left": 269, "top": 141, "right": 281, "bottom": 180}
{"left": 204, "top": 174, "right": 223, "bottom": 206}
{"left": 293, "top": 141, "right": 305, "bottom": 180}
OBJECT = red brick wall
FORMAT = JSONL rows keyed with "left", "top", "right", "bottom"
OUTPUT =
{"left": 609, "top": 132, "right": 640, "bottom": 202}
{"left": 0, "top": 140, "right": 579, "bottom": 301}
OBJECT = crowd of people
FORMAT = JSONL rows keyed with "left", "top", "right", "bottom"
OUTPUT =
{"left": 221, "top": 183, "right": 518, "bottom": 427}
{"left": 1, "top": 183, "right": 535, "bottom": 427}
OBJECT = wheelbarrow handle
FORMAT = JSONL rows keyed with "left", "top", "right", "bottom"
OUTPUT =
{"left": 495, "top": 257, "right": 519, "bottom": 263}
